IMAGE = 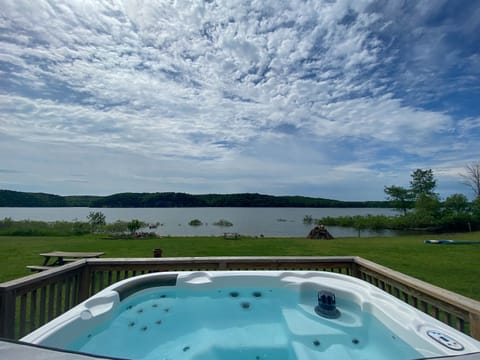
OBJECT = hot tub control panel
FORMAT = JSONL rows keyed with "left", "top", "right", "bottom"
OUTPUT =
{"left": 426, "top": 330, "right": 464, "bottom": 351}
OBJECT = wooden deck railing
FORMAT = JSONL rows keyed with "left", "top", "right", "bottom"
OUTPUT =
{"left": 1, "top": 256, "right": 479, "bottom": 340}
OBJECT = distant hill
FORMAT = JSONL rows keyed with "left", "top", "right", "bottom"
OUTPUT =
{"left": 0, "top": 189, "right": 391, "bottom": 208}
{"left": 0, "top": 190, "right": 67, "bottom": 207}
{"left": 64, "top": 195, "right": 103, "bottom": 207}
{"left": 0, "top": 190, "right": 103, "bottom": 207}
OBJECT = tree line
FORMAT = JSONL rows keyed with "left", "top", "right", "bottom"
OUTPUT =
{"left": 384, "top": 166, "right": 480, "bottom": 231}
{"left": 0, "top": 190, "right": 391, "bottom": 208}
{"left": 320, "top": 164, "right": 480, "bottom": 232}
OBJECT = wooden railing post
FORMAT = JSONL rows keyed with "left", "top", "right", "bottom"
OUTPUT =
{"left": 470, "top": 311, "right": 480, "bottom": 340}
{"left": 350, "top": 257, "right": 361, "bottom": 279}
{"left": 0, "top": 288, "right": 16, "bottom": 339}
{"left": 78, "top": 262, "right": 91, "bottom": 302}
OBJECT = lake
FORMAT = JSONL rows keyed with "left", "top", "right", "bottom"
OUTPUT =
{"left": 0, "top": 207, "right": 400, "bottom": 237}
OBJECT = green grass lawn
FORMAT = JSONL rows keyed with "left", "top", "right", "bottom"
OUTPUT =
{"left": 1, "top": 232, "right": 479, "bottom": 301}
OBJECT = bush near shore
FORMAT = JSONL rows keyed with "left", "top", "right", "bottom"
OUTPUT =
{"left": 0, "top": 217, "right": 145, "bottom": 236}
{"left": 317, "top": 212, "right": 480, "bottom": 232}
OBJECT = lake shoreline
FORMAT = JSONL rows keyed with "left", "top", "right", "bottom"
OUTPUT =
{"left": 0, "top": 207, "right": 399, "bottom": 238}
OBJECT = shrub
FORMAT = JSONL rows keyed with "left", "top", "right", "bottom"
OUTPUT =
{"left": 87, "top": 211, "right": 106, "bottom": 233}
{"left": 72, "top": 221, "right": 90, "bottom": 235}
{"left": 188, "top": 219, "right": 203, "bottom": 226}
{"left": 103, "top": 221, "right": 129, "bottom": 234}
{"left": 128, "top": 219, "right": 145, "bottom": 234}
{"left": 303, "top": 215, "right": 313, "bottom": 224}
{"left": 213, "top": 219, "right": 233, "bottom": 227}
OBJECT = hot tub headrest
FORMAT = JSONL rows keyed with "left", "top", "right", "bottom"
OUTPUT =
{"left": 114, "top": 274, "right": 178, "bottom": 301}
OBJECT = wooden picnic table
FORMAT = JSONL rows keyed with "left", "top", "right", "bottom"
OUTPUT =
{"left": 39, "top": 251, "right": 105, "bottom": 266}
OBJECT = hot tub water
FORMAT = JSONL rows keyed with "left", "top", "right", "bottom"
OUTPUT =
{"left": 66, "top": 287, "right": 420, "bottom": 360}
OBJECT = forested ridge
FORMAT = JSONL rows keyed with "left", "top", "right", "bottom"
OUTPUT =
{"left": 0, "top": 189, "right": 390, "bottom": 208}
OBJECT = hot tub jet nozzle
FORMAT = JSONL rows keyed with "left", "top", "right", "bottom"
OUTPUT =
{"left": 315, "top": 290, "right": 341, "bottom": 319}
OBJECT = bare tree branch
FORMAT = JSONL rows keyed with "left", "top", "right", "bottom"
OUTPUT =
{"left": 460, "top": 163, "right": 480, "bottom": 199}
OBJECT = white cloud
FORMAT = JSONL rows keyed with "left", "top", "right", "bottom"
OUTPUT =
{"left": 0, "top": 0, "right": 479, "bottom": 199}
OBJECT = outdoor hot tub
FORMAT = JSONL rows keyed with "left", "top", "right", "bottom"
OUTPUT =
{"left": 21, "top": 271, "right": 480, "bottom": 359}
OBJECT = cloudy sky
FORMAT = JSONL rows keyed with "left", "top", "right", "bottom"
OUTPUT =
{"left": 1, "top": 0, "right": 479, "bottom": 200}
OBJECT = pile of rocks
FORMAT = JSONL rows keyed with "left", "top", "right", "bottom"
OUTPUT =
{"left": 307, "top": 225, "right": 334, "bottom": 239}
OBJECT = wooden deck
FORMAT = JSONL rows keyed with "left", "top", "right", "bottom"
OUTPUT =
{"left": 1, "top": 256, "right": 479, "bottom": 341}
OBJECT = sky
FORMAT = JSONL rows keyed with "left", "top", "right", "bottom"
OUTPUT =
{"left": 1, "top": 0, "right": 479, "bottom": 201}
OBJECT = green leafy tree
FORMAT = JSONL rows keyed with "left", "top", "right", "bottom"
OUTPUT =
{"left": 416, "top": 192, "right": 441, "bottom": 213}
{"left": 127, "top": 219, "right": 145, "bottom": 235}
{"left": 471, "top": 197, "right": 480, "bottom": 217}
{"left": 384, "top": 185, "right": 413, "bottom": 215}
{"left": 443, "top": 194, "right": 469, "bottom": 214}
{"left": 441, "top": 194, "right": 473, "bottom": 232}
{"left": 410, "top": 169, "right": 437, "bottom": 199}
{"left": 87, "top": 211, "right": 106, "bottom": 233}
